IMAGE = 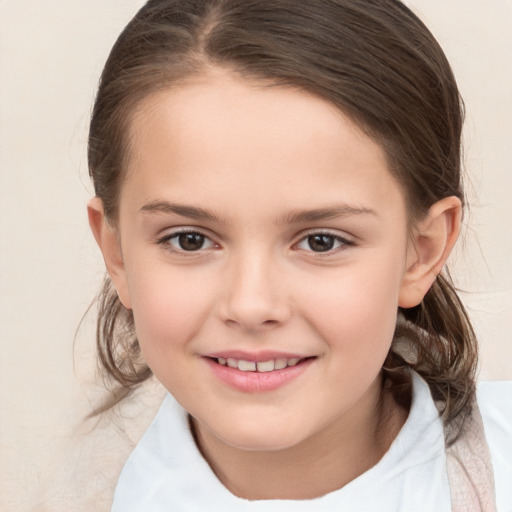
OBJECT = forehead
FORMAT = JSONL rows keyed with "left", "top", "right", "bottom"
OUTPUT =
{"left": 121, "top": 71, "right": 406, "bottom": 223}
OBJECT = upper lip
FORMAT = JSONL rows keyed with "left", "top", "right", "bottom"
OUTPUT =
{"left": 204, "top": 350, "right": 313, "bottom": 362}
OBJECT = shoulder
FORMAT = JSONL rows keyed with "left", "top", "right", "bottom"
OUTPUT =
{"left": 477, "top": 380, "right": 512, "bottom": 445}
{"left": 477, "top": 380, "right": 512, "bottom": 512}
{"left": 477, "top": 380, "right": 512, "bottom": 415}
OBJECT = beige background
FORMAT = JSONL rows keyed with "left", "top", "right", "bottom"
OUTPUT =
{"left": 1, "top": 0, "right": 511, "bottom": 510}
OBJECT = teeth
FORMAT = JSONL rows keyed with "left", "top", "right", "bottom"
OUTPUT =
{"left": 274, "top": 358, "right": 287, "bottom": 370}
{"left": 256, "top": 360, "right": 274, "bottom": 372}
{"left": 217, "top": 357, "right": 305, "bottom": 372}
{"left": 238, "top": 360, "right": 257, "bottom": 371}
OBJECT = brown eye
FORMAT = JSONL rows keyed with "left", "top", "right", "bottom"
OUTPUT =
{"left": 177, "top": 233, "right": 206, "bottom": 251}
{"left": 296, "top": 233, "right": 351, "bottom": 253}
{"left": 160, "top": 231, "right": 216, "bottom": 252}
{"left": 307, "top": 234, "right": 336, "bottom": 252}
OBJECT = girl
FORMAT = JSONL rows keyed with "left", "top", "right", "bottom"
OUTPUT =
{"left": 86, "top": 0, "right": 511, "bottom": 510}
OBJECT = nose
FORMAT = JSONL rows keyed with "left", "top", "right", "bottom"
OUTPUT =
{"left": 218, "top": 250, "right": 292, "bottom": 333}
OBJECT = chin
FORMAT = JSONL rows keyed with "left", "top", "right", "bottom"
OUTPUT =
{"left": 210, "top": 418, "right": 309, "bottom": 453}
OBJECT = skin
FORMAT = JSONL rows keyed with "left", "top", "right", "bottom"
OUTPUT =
{"left": 89, "top": 70, "right": 461, "bottom": 500}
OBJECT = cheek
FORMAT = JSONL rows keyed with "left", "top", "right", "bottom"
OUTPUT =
{"left": 300, "top": 251, "right": 405, "bottom": 362}
{"left": 125, "top": 262, "right": 214, "bottom": 362}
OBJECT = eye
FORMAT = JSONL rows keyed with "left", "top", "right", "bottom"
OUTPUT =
{"left": 296, "top": 233, "right": 351, "bottom": 253}
{"left": 158, "top": 230, "right": 216, "bottom": 252}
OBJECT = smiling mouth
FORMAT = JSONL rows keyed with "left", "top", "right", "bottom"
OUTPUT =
{"left": 210, "top": 356, "right": 315, "bottom": 373}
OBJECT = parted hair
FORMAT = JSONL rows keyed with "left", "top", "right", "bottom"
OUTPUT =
{"left": 88, "top": 0, "right": 477, "bottom": 438}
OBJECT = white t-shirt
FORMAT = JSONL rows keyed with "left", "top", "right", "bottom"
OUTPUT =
{"left": 112, "top": 372, "right": 511, "bottom": 511}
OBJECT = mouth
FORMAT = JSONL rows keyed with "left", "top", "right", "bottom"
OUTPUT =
{"left": 210, "top": 356, "right": 314, "bottom": 373}
{"left": 204, "top": 354, "right": 316, "bottom": 392}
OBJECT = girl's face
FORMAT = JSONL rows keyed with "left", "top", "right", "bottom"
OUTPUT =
{"left": 112, "top": 71, "right": 414, "bottom": 451}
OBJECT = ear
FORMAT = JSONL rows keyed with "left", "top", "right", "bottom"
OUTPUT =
{"left": 87, "top": 197, "right": 132, "bottom": 309}
{"left": 399, "top": 196, "right": 461, "bottom": 309}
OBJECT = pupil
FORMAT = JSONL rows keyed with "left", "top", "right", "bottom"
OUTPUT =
{"left": 179, "top": 233, "right": 204, "bottom": 251}
{"left": 308, "top": 235, "right": 334, "bottom": 252}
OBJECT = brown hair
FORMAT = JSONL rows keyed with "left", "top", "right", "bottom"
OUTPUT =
{"left": 88, "top": 0, "right": 477, "bottom": 435}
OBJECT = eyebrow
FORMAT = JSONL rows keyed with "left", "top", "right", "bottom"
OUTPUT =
{"left": 140, "top": 201, "right": 220, "bottom": 222}
{"left": 280, "top": 205, "right": 378, "bottom": 224}
{"left": 140, "top": 200, "right": 377, "bottom": 224}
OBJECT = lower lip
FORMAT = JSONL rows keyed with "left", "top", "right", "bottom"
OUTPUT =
{"left": 204, "top": 358, "right": 314, "bottom": 393}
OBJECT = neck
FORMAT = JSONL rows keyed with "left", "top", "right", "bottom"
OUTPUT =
{"left": 192, "top": 376, "right": 409, "bottom": 500}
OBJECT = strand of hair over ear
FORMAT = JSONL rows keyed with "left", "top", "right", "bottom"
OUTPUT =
{"left": 85, "top": 275, "right": 152, "bottom": 418}
{"left": 386, "top": 272, "right": 478, "bottom": 445}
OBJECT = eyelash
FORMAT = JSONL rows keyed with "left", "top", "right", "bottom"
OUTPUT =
{"left": 294, "top": 231, "right": 355, "bottom": 255}
{"left": 156, "top": 228, "right": 217, "bottom": 255}
{"left": 156, "top": 228, "right": 354, "bottom": 256}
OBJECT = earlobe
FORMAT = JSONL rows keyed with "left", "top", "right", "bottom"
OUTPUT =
{"left": 399, "top": 196, "right": 462, "bottom": 309}
{"left": 87, "top": 197, "right": 132, "bottom": 309}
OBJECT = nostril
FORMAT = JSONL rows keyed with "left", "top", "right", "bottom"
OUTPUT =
{"left": 222, "top": 315, "right": 285, "bottom": 332}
